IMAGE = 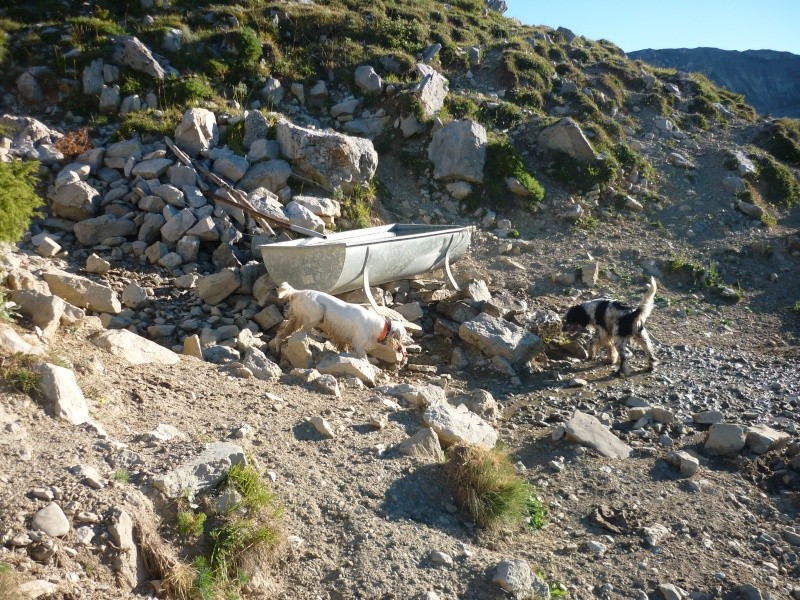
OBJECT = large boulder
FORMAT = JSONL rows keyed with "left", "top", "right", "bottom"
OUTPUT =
{"left": 174, "top": 108, "right": 219, "bottom": 157}
{"left": 48, "top": 182, "right": 100, "bottom": 221}
{"left": 354, "top": 65, "right": 383, "bottom": 95}
{"left": 537, "top": 117, "right": 598, "bottom": 163}
{"left": 239, "top": 160, "right": 292, "bottom": 193}
{"left": 42, "top": 269, "right": 122, "bottom": 314}
{"left": 74, "top": 215, "right": 137, "bottom": 245}
{"left": 112, "top": 36, "right": 170, "bottom": 79}
{"left": 422, "top": 402, "right": 498, "bottom": 449}
{"left": 91, "top": 329, "right": 180, "bottom": 365}
{"left": 428, "top": 120, "right": 487, "bottom": 183}
{"left": 458, "top": 313, "right": 543, "bottom": 364}
{"left": 414, "top": 64, "right": 449, "bottom": 119}
{"left": 276, "top": 119, "right": 378, "bottom": 192}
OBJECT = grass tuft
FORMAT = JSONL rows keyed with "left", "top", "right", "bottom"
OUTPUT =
{"left": 0, "top": 353, "right": 41, "bottom": 396}
{"left": 445, "top": 443, "right": 535, "bottom": 530}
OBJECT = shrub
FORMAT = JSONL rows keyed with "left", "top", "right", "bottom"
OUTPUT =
{"left": 756, "top": 155, "right": 800, "bottom": 206}
{"left": 54, "top": 128, "right": 93, "bottom": 160}
{"left": 444, "top": 95, "right": 480, "bottom": 121}
{"left": 0, "top": 159, "right": 42, "bottom": 243}
{"left": 759, "top": 119, "right": 800, "bottom": 168}
{"left": 446, "top": 444, "right": 533, "bottom": 530}
{"left": 0, "top": 293, "right": 19, "bottom": 322}
{"left": 485, "top": 138, "right": 545, "bottom": 208}
{"left": 506, "top": 86, "right": 543, "bottom": 111}
{"left": 171, "top": 74, "right": 216, "bottom": 105}
{"left": 231, "top": 27, "right": 263, "bottom": 68}
{"left": 117, "top": 109, "right": 179, "bottom": 140}
{"left": 0, "top": 352, "right": 41, "bottom": 396}
{"left": 481, "top": 101, "right": 524, "bottom": 130}
{"left": 220, "top": 119, "right": 245, "bottom": 155}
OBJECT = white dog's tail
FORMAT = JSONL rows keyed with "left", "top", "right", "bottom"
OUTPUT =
{"left": 634, "top": 277, "right": 657, "bottom": 329}
{"left": 276, "top": 281, "right": 297, "bottom": 300}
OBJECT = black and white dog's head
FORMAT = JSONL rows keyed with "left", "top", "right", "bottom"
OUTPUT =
{"left": 563, "top": 303, "right": 594, "bottom": 335}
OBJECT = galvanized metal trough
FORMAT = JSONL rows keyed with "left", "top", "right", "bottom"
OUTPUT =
{"left": 259, "top": 223, "right": 473, "bottom": 311}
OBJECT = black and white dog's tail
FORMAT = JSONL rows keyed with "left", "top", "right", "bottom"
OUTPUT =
{"left": 633, "top": 277, "right": 657, "bottom": 330}
{"left": 276, "top": 281, "right": 297, "bottom": 300}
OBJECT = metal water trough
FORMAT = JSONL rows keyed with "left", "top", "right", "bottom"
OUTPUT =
{"left": 259, "top": 223, "right": 473, "bottom": 310}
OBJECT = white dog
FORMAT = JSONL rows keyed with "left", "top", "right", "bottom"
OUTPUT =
{"left": 272, "top": 282, "right": 413, "bottom": 358}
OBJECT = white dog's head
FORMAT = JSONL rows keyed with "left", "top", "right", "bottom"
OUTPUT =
{"left": 386, "top": 321, "right": 414, "bottom": 356}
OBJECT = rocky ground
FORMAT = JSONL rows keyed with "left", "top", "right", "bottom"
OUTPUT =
{"left": 1, "top": 104, "right": 800, "bottom": 600}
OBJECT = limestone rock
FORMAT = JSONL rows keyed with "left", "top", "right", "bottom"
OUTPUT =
{"left": 422, "top": 401, "right": 498, "bottom": 449}
{"left": 36, "top": 363, "right": 89, "bottom": 425}
{"left": 31, "top": 503, "right": 70, "bottom": 537}
{"left": 414, "top": 64, "right": 449, "bottom": 119}
{"left": 48, "top": 181, "right": 100, "bottom": 221}
{"left": 704, "top": 423, "right": 747, "bottom": 455}
{"left": 428, "top": 119, "right": 486, "bottom": 183}
{"left": 276, "top": 119, "right": 378, "bottom": 193}
{"left": 195, "top": 268, "right": 241, "bottom": 305}
{"left": 564, "top": 410, "right": 632, "bottom": 459}
{"left": 112, "top": 36, "right": 170, "bottom": 80}
{"left": 43, "top": 269, "right": 121, "bottom": 314}
{"left": 317, "top": 354, "right": 378, "bottom": 386}
{"left": 458, "top": 313, "right": 543, "bottom": 364}
{"left": 153, "top": 442, "right": 247, "bottom": 497}
{"left": 354, "top": 65, "right": 383, "bottom": 95}
{"left": 174, "top": 108, "right": 218, "bottom": 157}
{"left": 9, "top": 290, "right": 65, "bottom": 338}
{"left": 91, "top": 329, "right": 180, "bottom": 365}
{"left": 397, "top": 428, "right": 443, "bottom": 461}
{"left": 538, "top": 117, "right": 597, "bottom": 163}
{"left": 746, "top": 424, "right": 790, "bottom": 454}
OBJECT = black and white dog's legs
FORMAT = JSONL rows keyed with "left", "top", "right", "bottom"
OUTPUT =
{"left": 639, "top": 329, "right": 659, "bottom": 371}
{"left": 614, "top": 338, "right": 632, "bottom": 377}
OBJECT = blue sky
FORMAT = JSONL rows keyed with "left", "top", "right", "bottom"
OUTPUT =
{"left": 504, "top": 1, "right": 800, "bottom": 55}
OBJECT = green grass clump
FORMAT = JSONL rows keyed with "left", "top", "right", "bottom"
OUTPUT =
{"left": 162, "top": 463, "right": 283, "bottom": 599}
{"left": 549, "top": 150, "right": 618, "bottom": 193}
{"left": 485, "top": 138, "right": 545, "bottom": 208}
{"left": 445, "top": 443, "right": 535, "bottom": 530}
{"left": 117, "top": 109, "right": 180, "bottom": 140}
{"left": 0, "top": 292, "right": 19, "bottom": 323}
{"left": 759, "top": 119, "right": 800, "bottom": 168}
{"left": 335, "top": 184, "right": 376, "bottom": 229}
{"left": 113, "top": 469, "right": 132, "bottom": 485}
{"left": 755, "top": 155, "right": 800, "bottom": 207}
{"left": 792, "top": 300, "right": 800, "bottom": 314}
{"left": 506, "top": 86, "right": 544, "bottom": 112}
{"left": 220, "top": 119, "right": 246, "bottom": 156}
{"left": 0, "top": 159, "right": 42, "bottom": 244}
{"left": 526, "top": 494, "right": 548, "bottom": 529}
{"left": 613, "top": 142, "right": 656, "bottom": 185}
{"left": 177, "top": 510, "right": 207, "bottom": 540}
{"left": 0, "top": 352, "right": 41, "bottom": 396}
{"left": 443, "top": 95, "right": 480, "bottom": 121}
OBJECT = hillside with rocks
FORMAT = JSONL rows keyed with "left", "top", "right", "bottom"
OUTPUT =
{"left": 628, "top": 48, "right": 800, "bottom": 119}
{"left": 1, "top": 1, "right": 800, "bottom": 599}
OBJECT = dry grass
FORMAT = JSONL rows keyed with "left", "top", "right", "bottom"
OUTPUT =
{"left": 53, "top": 128, "right": 93, "bottom": 160}
{"left": 445, "top": 443, "right": 533, "bottom": 530}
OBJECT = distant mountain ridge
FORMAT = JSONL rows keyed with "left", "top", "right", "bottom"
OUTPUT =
{"left": 628, "top": 47, "right": 800, "bottom": 118}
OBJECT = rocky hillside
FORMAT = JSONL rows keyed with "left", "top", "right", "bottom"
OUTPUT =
{"left": 628, "top": 48, "right": 800, "bottom": 118}
{"left": 1, "top": 1, "right": 800, "bottom": 599}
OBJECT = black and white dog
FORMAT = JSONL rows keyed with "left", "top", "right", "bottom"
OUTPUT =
{"left": 563, "top": 277, "right": 659, "bottom": 376}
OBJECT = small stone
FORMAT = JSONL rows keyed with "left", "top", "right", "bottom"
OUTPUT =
{"left": 587, "top": 540, "right": 607, "bottom": 556}
{"left": 310, "top": 415, "right": 335, "bottom": 439}
{"left": 31, "top": 503, "right": 70, "bottom": 537}
{"left": 429, "top": 550, "right": 453, "bottom": 566}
